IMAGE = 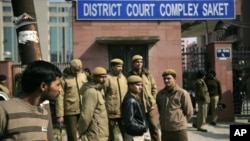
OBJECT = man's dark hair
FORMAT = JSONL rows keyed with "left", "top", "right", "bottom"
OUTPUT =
{"left": 208, "top": 69, "right": 216, "bottom": 76}
{"left": 196, "top": 70, "right": 207, "bottom": 79}
{"left": 21, "top": 60, "right": 62, "bottom": 94}
{"left": 84, "top": 68, "right": 91, "bottom": 74}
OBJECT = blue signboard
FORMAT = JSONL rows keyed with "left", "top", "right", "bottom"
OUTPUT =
{"left": 216, "top": 48, "right": 231, "bottom": 58}
{"left": 76, "top": 0, "right": 235, "bottom": 20}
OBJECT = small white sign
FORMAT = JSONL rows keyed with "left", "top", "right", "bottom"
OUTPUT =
{"left": 18, "top": 30, "right": 39, "bottom": 44}
{"left": 216, "top": 48, "right": 231, "bottom": 60}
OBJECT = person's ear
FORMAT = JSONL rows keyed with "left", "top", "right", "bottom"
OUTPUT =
{"left": 40, "top": 82, "right": 48, "bottom": 93}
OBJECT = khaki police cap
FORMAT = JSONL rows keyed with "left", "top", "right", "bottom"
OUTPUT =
{"left": 132, "top": 55, "right": 143, "bottom": 62}
{"left": 111, "top": 58, "right": 123, "bottom": 64}
{"left": 162, "top": 69, "right": 176, "bottom": 77}
{"left": 127, "top": 75, "right": 142, "bottom": 84}
{"left": 92, "top": 67, "right": 107, "bottom": 76}
{"left": 70, "top": 59, "right": 82, "bottom": 70}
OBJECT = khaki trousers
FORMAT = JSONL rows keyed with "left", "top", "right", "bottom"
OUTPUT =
{"left": 193, "top": 102, "right": 208, "bottom": 129}
{"left": 209, "top": 96, "right": 219, "bottom": 122}
{"left": 146, "top": 110, "right": 160, "bottom": 141}
{"left": 161, "top": 129, "right": 188, "bottom": 141}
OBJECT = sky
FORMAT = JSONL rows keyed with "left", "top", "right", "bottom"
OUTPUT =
{"left": 188, "top": 37, "right": 197, "bottom": 43}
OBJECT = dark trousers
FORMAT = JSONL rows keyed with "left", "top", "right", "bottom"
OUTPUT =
{"left": 64, "top": 114, "right": 79, "bottom": 141}
{"left": 146, "top": 110, "right": 160, "bottom": 141}
{"left": 108, "top": 118, "right": 126, "bottom": 141}
{"left": 161, "top": 129, "right": 188, "bottom": 141}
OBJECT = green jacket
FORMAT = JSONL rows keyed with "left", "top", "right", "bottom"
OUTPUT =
{"left": 205, "top": 77, "right": 222, "bottom": 99}
{"left": 128, "top": 68, "right": 157, "bottom": 113}
{"left": 78, "top": 82, "right": 109, "bottom": 141}
{"left": 56, "top": 68, "right": 87, "bottom": 117}
{"left": 195, "top": 78, "right": 210, "bottom": 103}
{"left": 104, "top": 72, "right": 128, "bottom": 118}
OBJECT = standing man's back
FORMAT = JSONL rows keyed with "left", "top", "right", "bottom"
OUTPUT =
{"left": 127, "top": 55, "right": 160, "bottom": 141}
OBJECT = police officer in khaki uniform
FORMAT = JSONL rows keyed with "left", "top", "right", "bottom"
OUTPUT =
{"left": 156, "top": 69, "right": 193, "bottom": 141}
{"left": 56, "top": 59, "right": 88, "bottom": 141}
{"left": 205, "top": 69, "right": 222, "bottom": 126}
{"left": 193, "top": 70, "right": 210, "bottom": 132}
{"left": 104, "top": 58, "right": 128, "bottom": 141}
{"left": 127, "top": 55, "right": 160, "bottom": 141}
{"left": 78, "top": 67, "right": 109, "bottom": 141}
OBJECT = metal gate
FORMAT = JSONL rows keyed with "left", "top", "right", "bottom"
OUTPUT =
{"left": 232, "top": 46, "right": 250, "bottom": 116}
{"left": 182, "top": 45, "right": 207, "bottom": 111}
{"left": 182, "top": 45, "right": 250, "bottom": 116}
{"left": 182, "top": 45, "right": 207, "bottom": 91}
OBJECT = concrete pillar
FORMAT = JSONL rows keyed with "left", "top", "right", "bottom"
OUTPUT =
{"left": 207, "top": 41, "right": 234, "bottom": 122}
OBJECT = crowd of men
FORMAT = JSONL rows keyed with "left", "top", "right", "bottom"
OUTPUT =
{"left": 2, "top": 54, "right": 246, "bottom": 141}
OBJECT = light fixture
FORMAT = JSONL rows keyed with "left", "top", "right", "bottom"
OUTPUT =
{"left": 214, "top": 20, "right": 228, "bottom": 41}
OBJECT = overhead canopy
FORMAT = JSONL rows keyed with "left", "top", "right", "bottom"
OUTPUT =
{"left": 181, "top": 20, "right": 233, "bottom": 37}
{"left": 96, "top": 36, "right": 160, "bottom": 45}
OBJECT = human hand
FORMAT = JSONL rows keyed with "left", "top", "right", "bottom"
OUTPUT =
{"left": 57, "top": 117, "right": 64, "bottom": 125}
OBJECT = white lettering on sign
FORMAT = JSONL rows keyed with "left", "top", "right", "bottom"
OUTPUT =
{"left": 18, "top": 31, "right": 39, "bottom": 44}
{"left": 83, "top": 3, "right": 122, "bottom": 16}
{"left": 79, "top": 1, "right": 232, "bottom": 19}
{"left": 126, "top": 3, "right": 155, "bottom": 17}
{"left": 160, "top": 3, "right": 198, "bottom": 16}
{"left": 202, "top": 3, "right": 229, "bottom": 16}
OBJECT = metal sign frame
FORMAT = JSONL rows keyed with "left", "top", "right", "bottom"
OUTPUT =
{"left": 77, "top": 0, "right": 236, "bottom": 20}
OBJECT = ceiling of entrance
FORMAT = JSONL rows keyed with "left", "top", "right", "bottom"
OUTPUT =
{"left": 181, "top": 20, "right": 234, "bottom": 37}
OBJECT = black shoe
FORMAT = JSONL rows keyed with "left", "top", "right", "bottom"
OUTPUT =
{"left": 197, "top": 128, "right": 208, "bottom": 132}
{"left": 192, "top": 123, "right": 197, "bottom": 128}
{"left": 210, "top": 121, "right": 216, "bottom": 126}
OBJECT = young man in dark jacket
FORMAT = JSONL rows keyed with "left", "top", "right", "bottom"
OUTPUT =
{"left": 127, "top": 55, "right": 160, "bottom": 141}
{"left": 122, "top": 75, "right": 148, "bottom": 141}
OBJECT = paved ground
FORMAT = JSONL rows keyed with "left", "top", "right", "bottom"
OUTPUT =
{"left": 53, "top": 117, "right": 250, "bottom": 141}
{"left": 187, "top": 117, "right": 249, "bottom": 141}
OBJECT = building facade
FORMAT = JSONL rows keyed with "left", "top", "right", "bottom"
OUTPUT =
{"left": 0, "top": 0, "right": 73, "bottom": 63}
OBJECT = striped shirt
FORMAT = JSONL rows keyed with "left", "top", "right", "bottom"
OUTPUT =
{"left": 0, "top": 98, "right": 49, "bottom": 141}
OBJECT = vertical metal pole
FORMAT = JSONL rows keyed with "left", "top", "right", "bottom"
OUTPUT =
{"left": 11, "top": 0, "right": 42, "bottom": 65}
{"left": 204, "top": 20, "right": 209, "bottom": 44}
